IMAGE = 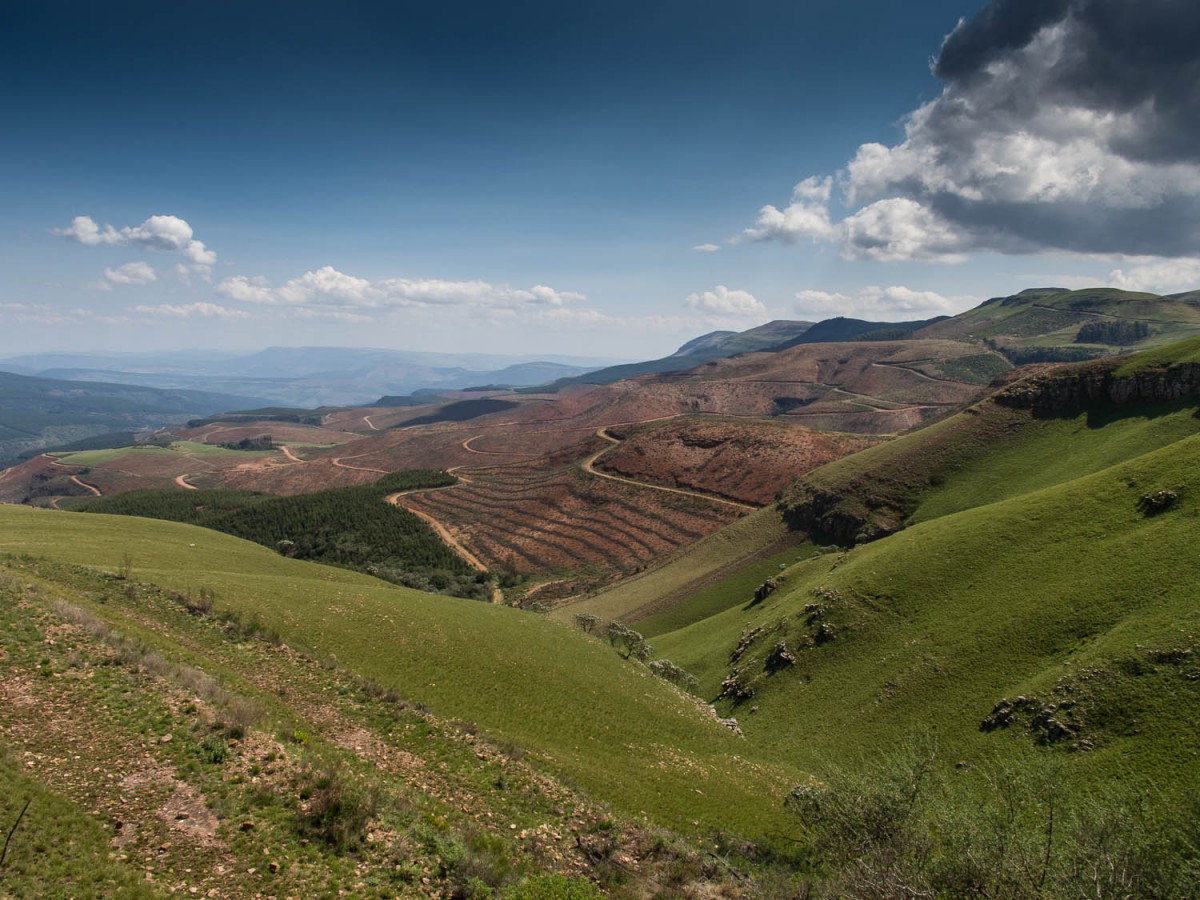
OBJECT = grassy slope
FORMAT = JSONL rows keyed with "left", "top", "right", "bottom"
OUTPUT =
{"left": 0, "top": 505, "right": 798, "bottom": 839}
{"left": 644, "top": 392, "right": 1200, "bottom": 809}
{"left": 552, "top": 507, "right": 798, "bottom": 627}
{"left": 921, "top": 287, "right": 1200, "bottom": 352}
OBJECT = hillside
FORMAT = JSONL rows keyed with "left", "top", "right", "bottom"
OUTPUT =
{"left": 0, "top": 371, "right": 263, "bottom": 466}
{"left": 0, "top": 505, "right": 806, "bottom": 895}
{"left": 558, "top": 340, "right": 1200, "bottom": 893}
{"left": 918, "top": 287, "right": 1200, "bottom": 359}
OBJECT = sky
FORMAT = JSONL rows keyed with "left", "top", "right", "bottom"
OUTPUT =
{"left": 2, "top": 0, "right": 1200, "bottom": 360}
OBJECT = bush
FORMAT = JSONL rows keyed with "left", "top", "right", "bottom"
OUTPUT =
{"left": 296, "top": 766, "right": 379, "bottom": 853}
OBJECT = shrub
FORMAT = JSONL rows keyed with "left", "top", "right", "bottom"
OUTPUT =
{"left": 296, "top": 766, "right": 379, "bottom": 853}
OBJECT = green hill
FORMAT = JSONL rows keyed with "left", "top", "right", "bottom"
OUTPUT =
{"left": 0, "top": 506, "right": 799, "bottom": 836}
{"left": 565, "top": 340, "right": 1200, "bottom": 893}
{"left": 917, "top": 287, "right": 1200, "bottom": 360}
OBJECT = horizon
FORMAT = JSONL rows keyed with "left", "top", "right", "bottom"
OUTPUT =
{"left": 3, "top": 1, "right": 1199, "bottom": 359}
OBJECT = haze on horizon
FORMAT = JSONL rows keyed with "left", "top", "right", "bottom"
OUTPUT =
{"left": 2, "top": 0, "right": 1199, "bottom": 360}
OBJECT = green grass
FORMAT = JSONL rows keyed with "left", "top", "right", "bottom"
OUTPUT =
{"left": 1114, "top": 335, "right": 1200, "bottom": 374}
{"left": 655, "top": 431, "right": 1200, "bottom": 802}
{"left": 0, "top": 505, "right": 801, "bottom": 840}
{"left": 50, "top": 440, "right": 275, "bottom": 467}
{"left": 50, "top": 446, "right": 174, "bottom": 466}
{"left": 780, "top": 393, "right": 1200, "bottom": 543}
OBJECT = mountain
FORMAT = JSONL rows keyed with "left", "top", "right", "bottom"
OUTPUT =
{"left": 918, "top": 286, "right": 1200, "bottom": 360}
{"left": 540, "top": 319, "right": 816, "bottom": 390}
{"left": 0, "top": 347, "right": 630, "bottom": 407}
{"left": 0, "top": 371, "right": 266, "bottom": 465}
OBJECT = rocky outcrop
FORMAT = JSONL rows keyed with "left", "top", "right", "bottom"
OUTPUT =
{"left": 994, "top": 359, "right": 1200, "bottom": 415}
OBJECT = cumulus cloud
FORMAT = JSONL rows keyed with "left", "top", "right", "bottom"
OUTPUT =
{"left": 217, "top": 266, "right": 588, "bottom": 320}
{"left": 742, "top": 0, "right": 1200, "bottom": 264}
{"left": 684, "top": 285, "right": 766, "bottom": 316}
{"left": 794, "top": 285, "right": 978, "bottom": 320}
{"left": 102, "top": 261, "right": 157, "bottom": 286}
{"left": 740, "top": 176, "right": 839, "bottom": 245}
{"left": 1107, "top": 257, "right": 1200, "bottom": 294}
{"left": 53, "top": 214, "right": 216, "bottom": 276}
{"left": 129, "top": 302, "right": 250, "bottom": 320}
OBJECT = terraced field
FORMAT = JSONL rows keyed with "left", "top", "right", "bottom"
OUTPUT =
{"left": 398, "top": 453, "right": 747, "bottom": 599}
{"left": 598, "top": 417, "right": 880, "bottom": 505}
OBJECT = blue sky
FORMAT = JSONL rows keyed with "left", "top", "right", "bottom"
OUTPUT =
{"left": 3, "top": 0, "right": 1199, "bottom": 358}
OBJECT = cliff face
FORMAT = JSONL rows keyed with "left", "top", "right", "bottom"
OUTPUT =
{"left": 994, "top": 359, "right": 1200, "bottom": 414}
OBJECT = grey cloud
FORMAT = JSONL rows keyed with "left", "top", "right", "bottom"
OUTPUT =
{"left": 744, "top": 0, "right": 1200, "bottom": 262}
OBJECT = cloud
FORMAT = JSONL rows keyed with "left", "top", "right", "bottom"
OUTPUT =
{"left": 794, "top": 285, "right": 978, "bottom": 320}
{"left": 742, "top": 0, "right": 1200, "bottom": 262}
{"left": 102, "top": 261, "right": 157, "bottom": 287}
{"left": 1106, "top": 257, "right": 1200, "bottom": 294}
{"left": 53, "top": 214, "right": 216, "bottom": 275}
{"left": 217, "top": 265, "right": 587, "bottom": 315}
{"left": 129, "top": 302, "right": 250, "bottom": 320}
{"left": 0, "top": 303, "right": 126, "bottom": 326}
{"left": 684, "top": 285, "right": 766, "bottom": 316}
{"left": 691, "top": 243, "right": 721, "bottom": 253}
{"left": 740, "top": 176, "right": 839, "bottom": 245}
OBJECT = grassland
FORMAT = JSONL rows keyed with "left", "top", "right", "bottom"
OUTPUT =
{"left": 0, "top": 505, "right": 801, "bottom": 845}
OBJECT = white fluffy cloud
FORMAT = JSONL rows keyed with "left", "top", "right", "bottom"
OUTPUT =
{"left": 1107, "top": 258, "right": 1200, "bottom": 294}
{"left": 794, "top": 285, "right": 977, "bottom": 320}
{"left": 684, "top": 285, "right": 766, "bottom": 316}
{"left": 217, "top": 266, "right": 587, "bottom": 319}
{"left": 53, "top": 214, "right": 216, "bottom": 276}
{"left": 737, "top": 0, "right": 1200, "bottom": 266}
{"left": 740, "top": 176, "right": 839, "bottom": 245}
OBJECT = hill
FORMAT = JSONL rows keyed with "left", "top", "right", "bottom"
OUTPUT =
{"left": 0, "top": 371, "right": 263, "bottom": 466}
{"left": 0, "top": 504, "right": 805, "bottom": 895}
{"left": 557, "top": 339, "right": 1200, "bottom": 893}
{"left": 918, "top": 286, "right": 1200, "bottom": 360}
{"left": 539, "top": 320, "right": 815, "bottom": 390}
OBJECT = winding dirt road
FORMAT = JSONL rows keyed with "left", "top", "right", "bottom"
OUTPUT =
{"left": 330, "top": 455, "right": 388, "bottom": 475}
{"left": 385, "top": 490, "right": 503, "bottom": 603}
{"left": 175, "top": 474, "right": 198, "bottom": 491}
{"left": 581, "top": 427, "right": 757, "bottom": 512}
{"left": 70, "top": 475, "right": 101, "bottom": 497}
{"left": 278, "top": 445, "right": 304, "bottom": 463}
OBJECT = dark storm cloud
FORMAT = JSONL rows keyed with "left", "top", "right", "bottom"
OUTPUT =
{"left": 745, "top": 0, "right": 1200, "bottom": 262}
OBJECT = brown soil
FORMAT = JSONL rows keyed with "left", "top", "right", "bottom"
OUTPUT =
{"left": 597, "top": 418, "right": 880, "bottom": 505}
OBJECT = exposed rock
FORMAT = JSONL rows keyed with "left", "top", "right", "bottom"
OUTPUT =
{"left": 765, "top": 641, "right": 796, "bottom": 673}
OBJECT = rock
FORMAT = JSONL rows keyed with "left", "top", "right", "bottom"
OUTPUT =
{"left": 765, "top": 641, "right": 797, "bottom": 673}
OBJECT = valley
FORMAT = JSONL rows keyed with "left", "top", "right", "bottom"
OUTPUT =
{"left": 5, "top": 291, "right": 1200, "bottom": 896}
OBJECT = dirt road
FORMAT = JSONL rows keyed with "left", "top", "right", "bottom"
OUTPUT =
{"left": 581, "top": 426, "right": 757, "bottom": 512}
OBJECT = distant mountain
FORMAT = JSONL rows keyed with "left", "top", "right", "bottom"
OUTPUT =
{"left": 0, "top": 347, "right": 631, "bottom": 407}
{"left": 0, "top": 371, "right": 265, "bottom": 464}
{"left": 776, "top": 315, "right": 946, "bottom": 346}
{"left": 541, "top": 320, "right": 815, "bottom": 390}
